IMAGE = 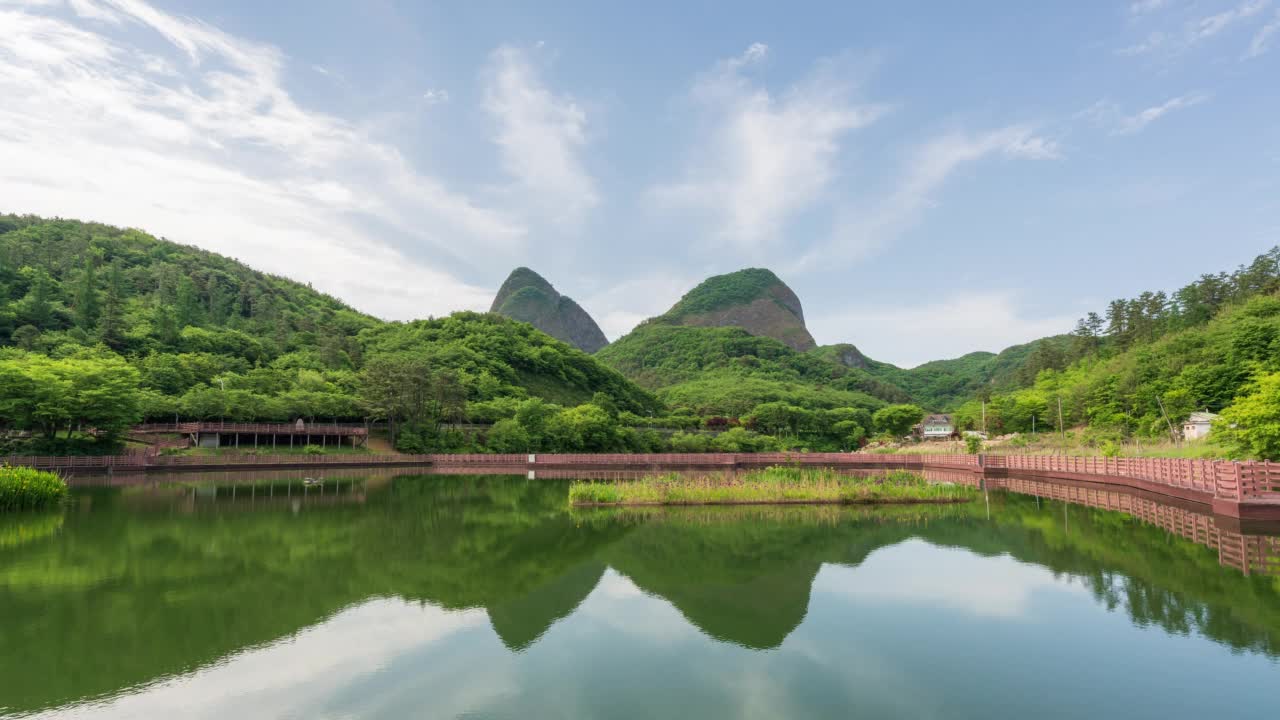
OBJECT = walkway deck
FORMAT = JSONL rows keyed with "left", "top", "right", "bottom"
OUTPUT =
{"left": 7, "top": 452, "right": 1278, "bottom": 520}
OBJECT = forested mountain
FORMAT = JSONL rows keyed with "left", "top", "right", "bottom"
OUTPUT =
{"left": 489, "top": 267, "right": 608, "bottom": 353}
{"left": 814, "top": 337, "right": 1074, "bottom": 411}
{"left": 600, "top": 267, "right": 1063, "bottom": 415}
{"left": 4, "top": 213, "right": 1278, "bottom": 458}
{"left": 0, "top": 215, "right": 657, "bottom": 453}
{"left": 649, "top": 268, "right": 817, "bottom": 351}
{"left": 596, "top": 324, "right": 903, "bottom": 413}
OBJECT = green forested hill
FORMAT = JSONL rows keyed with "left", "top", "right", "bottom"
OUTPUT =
{"left": 819, "top": 336, "right": 1074, "bottom": 411}
{"left": 951, "top": 247, "right": 1280, "bottom": 458}
{"left": 489, "top": 267, "right": 609, "bottom": 353}
{"left": 0, "top": 214, "right": 375, "bottom": 360}
{"left": 648, "top": 268, "right": 817, "bottom": 351}
{"left": 0, "top": 215, "right": 658, "bottom": 453}
{"left": 5, "top": 213, "right": 1279, "bottom": 458}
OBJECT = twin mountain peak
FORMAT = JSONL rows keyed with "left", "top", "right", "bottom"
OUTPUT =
{"left": 489, "top": 266, "right": 819, "bottom": 354}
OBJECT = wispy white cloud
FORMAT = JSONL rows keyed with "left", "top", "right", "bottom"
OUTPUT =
{"left": 1119, "top": 0, "right": 1273, "bottom": 55}
{"left": 1113, "top": 93, "right": 1209, "bottom": 134}
{"left": 0, "top": 0, "right": 523, "bottom": 319}
{"left": 793, "top": 125, "right": 1059, "bottom": 271}
{"left": 650, "top": 43, "right": 887, "bottom": 253}
{"left": 422, "top": 88, "right": 450, "bottom": 104}
{"left": 483, "top": 45, "right": 598, "bottom": 228}
{"left": 1189, "top": 0, "right": 1270, "bottom": 41}
{"left": 68, "top": 0, "right": 121, "bottom": 24}
{"left": 1245, "top": 9, "right": 1280, "bottom": 56}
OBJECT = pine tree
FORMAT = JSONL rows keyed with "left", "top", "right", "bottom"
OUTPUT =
{"left": 72, "top": 259, "right": 100, "bottom": 330}
{"left": 153, "top": 305, "right": 179, "bottom": 347}
{"left": 175, "top": 276, "right": 203, "bottom": 328}
{"left": 17, "top": 268, "right": 55, "bottom": 329}
{"left": 98, "top": 264, "right": 125, "bottom": 349}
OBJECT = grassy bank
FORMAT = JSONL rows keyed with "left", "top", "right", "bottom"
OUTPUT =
{"left": 0, "top": 466, "right": 68, "bottom": 511}
{"left": 568, "top": 467, "right": 977, "bottom": 507}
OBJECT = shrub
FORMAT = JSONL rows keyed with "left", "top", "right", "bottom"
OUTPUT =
{"left": 965, "top": 435, "right": 984, "bottom": 454}
{"left": 0, "top": 466, "right": 68, "bottom": 511}
{"left": 302, "top": 444, "right": 325, "bottom": 455}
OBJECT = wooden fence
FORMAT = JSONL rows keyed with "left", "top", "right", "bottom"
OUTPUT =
{"left": 2, "top": 451, "right": 1277, "bottom": 503}
{"left": 985, "top": 455, "right": 1280, "bottom": 502}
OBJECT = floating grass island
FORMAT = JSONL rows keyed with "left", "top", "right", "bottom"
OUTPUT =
{"left": 568, "top": 467, "right": 978, "bottom": 507}
{"left": 0, "top": 466, "right": 68, "bottom": 511}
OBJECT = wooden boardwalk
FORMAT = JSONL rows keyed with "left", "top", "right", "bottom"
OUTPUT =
{"left": 6, "top": 451, "right": 1279, "bottom": 519}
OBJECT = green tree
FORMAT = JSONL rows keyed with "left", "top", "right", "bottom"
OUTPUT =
{"left": 1215, "top": 372, "right": 1280, "bottom": 460}
{"left": 487, "top": 418, "right": 531, "bottom": 453}
{"left": 175, "top": 277, "right": 204, "bottom": 329}
{"left": 873, "top": 403, "right": 925, "bottom": 438}
{"left": 515, "top": 398, "right": 558, "bottom": 446}
{"left": 72, "top": 260, "right": 100, "bottom": 331}
{"left": 97, "top": 264, "right": 125, "bottom": 349}
{"left": 16, "top": 268, "right": 56, "bottom": 330}
{"left": 0, "top": 352, "right": 141, "bottom": 441}
{"left": 11, "top": 325, "right": 39, "bottom": 350}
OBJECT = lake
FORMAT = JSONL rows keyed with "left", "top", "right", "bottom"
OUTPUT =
{"left": 1, "top": 472, "right": 1278, "bottom": 719}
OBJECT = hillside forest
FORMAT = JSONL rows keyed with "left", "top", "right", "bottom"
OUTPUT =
{"left": 2, "top": 213, "right": 1279, "bottom": 459}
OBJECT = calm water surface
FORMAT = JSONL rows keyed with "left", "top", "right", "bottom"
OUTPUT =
{"left": 1, "top": 473, "right": 1278, "bottom": 719}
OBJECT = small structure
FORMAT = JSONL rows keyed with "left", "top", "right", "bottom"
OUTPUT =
{"left": 918, "top": 414, "right": 956, "bottom": 440}
{"left": 134, "top": 421, "right": 368, "bottom": 449}
{"left": 1182, "top": 411, "right": 1219, "bottom": 441}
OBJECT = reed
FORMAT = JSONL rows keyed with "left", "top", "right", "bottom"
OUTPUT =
{"left": 0, "top": 465, "right": 69, "bottom": 511}
{"left": 568, "top": 467, "right": 977, "bottom": 507}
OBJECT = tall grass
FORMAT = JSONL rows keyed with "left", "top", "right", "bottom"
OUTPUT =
{"left": 568, "top": 467, "right": 977, "bottom": 507}
{"left": 0, "top": 465, "right": 69, "bottom": 511}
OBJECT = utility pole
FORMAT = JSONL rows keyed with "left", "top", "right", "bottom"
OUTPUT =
{"left": 1155, "top": 395, "right": 1179, "bottom": 446}
{"left": 1057, "top": 396, "right": 1066, "bottom": 446}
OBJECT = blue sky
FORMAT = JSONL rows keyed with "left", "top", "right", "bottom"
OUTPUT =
{"left": 1, "top": 0, "right": 1278, "bottom": 366}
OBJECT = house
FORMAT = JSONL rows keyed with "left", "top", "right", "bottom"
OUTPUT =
{"left": 919, "top": 414, "right": 956, "bottom": 440}
{"left": 1182, "top": 411, "right": 1219, "bottom": 441}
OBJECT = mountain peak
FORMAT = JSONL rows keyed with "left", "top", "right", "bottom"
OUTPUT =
{"left": 656, "top": 268, "right": 815, "bottom": 351}
{"left": 490, "top": 268, "right": 609, "bottom": 353}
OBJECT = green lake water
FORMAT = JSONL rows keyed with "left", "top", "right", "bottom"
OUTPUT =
{"left": 1, "top": 473, "right": 1278, "bottom": 719}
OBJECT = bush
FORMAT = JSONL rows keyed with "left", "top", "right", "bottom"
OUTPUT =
{"left": 0, "top": 466, "right": 68, "bottom": 511}
{"left": 965, "top": 435, "right": 984, "bottom": 454}
{"left": 302, "top": 444, "right": 325, "bottom": 455}
{"left": 1217, "top": 371, "right": 1280, "bottom": 460}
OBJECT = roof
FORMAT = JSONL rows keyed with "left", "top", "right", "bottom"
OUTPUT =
{"left": 1186, "top": 411, "right": 1219, "bottom": 424}
{"left": 922, "top": 414, "right": 953, "bottom": 425}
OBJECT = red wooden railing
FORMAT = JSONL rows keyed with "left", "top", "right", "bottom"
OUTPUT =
{"left": 984, "top": 455, "right": 1280, "bottom": 502}
{"left": 4, "top": 451, "right": 1278, "bottom": 503}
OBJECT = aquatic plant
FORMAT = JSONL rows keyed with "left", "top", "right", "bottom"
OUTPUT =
{"left": 0, "top": 466, "right": 69, "bottom": 511}
{"left": 568, "top": 466, "right": 977, "bottom": 507}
